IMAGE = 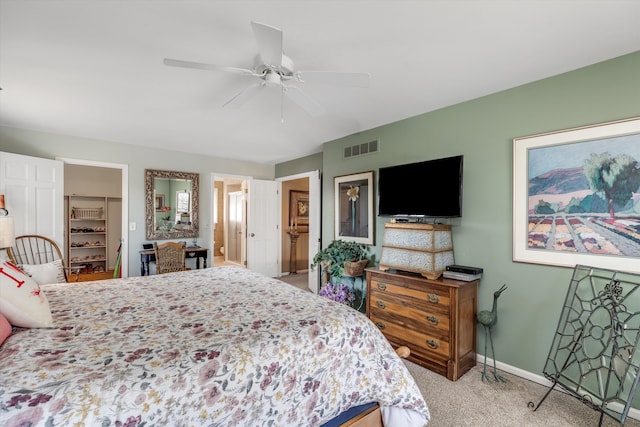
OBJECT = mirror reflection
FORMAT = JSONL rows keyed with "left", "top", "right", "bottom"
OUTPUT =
{"left": 145, "top": 169, "right": 199, "bottom": 240}
{"left": 154, "top": 179, "right": 191, "bottom": 231}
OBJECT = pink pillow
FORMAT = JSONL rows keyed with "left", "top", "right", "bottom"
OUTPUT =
{"left": 0, "top": 261, "right": 53, "bottom": 328}
{"left": 0, "top": 312, "right": 10, "bottom": 345}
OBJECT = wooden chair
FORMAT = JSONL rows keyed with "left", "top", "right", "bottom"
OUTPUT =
{"left": 7, "top": 234, "right": 79, "bottom": 282}
{"left": 154, "top": 242, "right": 187, "bottom": 274}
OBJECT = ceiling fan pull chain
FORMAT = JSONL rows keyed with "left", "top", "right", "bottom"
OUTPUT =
{"left": 281, "top": 85, "right": 285, "bottom": 124}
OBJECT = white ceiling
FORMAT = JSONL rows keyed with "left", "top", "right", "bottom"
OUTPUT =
{"left": 1, "top": 1, "right": 639, "bottom": 165}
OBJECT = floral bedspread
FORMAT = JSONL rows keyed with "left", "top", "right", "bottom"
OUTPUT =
{"left": 0, "top": 266, "right": 429, "bottom": 426}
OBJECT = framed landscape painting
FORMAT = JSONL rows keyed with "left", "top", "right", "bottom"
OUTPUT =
{"left": 513, "top": 117, "right": 640, "bottom": 273}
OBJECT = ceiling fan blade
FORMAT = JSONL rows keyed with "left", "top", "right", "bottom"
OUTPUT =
{"left": 223, "top": 82, "right": 264, "bottom": 108}
{"left": 296, "top": 71, "right": 370, "bottom": 87}
{"left": 251, "top": 21, "right": 283, "bottom": 67}
{"left": 284, "top": 85, "right": 324, "bottom": 116}
{"left": 163, "top": 58, "right": 256, "bottom": 76}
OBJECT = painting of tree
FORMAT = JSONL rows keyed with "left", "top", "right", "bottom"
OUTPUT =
{"left": 514, "top": 117, "right": 640, "bottom": 273}
{"left": 525, "top": 132, "right": 640, "bottom": 257}
{"left": 583, "top": 153, "right": 640, "bottom": 220}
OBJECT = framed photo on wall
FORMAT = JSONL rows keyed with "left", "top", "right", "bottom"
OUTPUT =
{"left": 513, "top": 116, "right": 640, "bottom": 273}
{"left": 334, "top": 171, "right": 374, "bottom": 245}
{"left": 155, "top": 194, "right": 165, "bottom": 211}
{"left": 289, "top": 190, "right": 309, "bottom": 232}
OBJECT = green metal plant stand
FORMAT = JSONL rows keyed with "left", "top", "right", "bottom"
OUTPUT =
{"left": 529, "top": 265, "right": 640, "bottom": 426}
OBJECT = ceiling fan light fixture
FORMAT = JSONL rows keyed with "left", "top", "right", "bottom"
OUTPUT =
{"left": 164, "top": 21, "right": 369, "bottom": 118}
{"left": 264, "top": 70, "right": 282, "bottom": 86}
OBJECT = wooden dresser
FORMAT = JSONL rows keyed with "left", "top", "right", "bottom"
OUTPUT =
{"left": 366, "top": 268, "right": 478, "bottom": 381}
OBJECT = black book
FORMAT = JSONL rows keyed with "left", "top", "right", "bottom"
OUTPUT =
{"left": 445, "top": 264, "right": 483, "bottom": 275}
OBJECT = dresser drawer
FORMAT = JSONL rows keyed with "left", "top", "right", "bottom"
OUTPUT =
{"left": 369, "top": 293, "right": 450, "bottom": 333}
{"left": 366, "top": 269, "right": 478, "bottom": 381}
{"left": 370, "top": 278, "right": 450, "bottom": 313}
{"left": 370, "top": 314, "right": 450, "bottom": 359}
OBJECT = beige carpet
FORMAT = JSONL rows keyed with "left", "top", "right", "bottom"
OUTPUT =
{"left": 406, "top": 360, "right": 640, "bottom": 426}
{"left": 278, "top": 272, "right": 310, "bottom": 291}
{"left": 279, "top": 274, "right": 640, "bottom": 425}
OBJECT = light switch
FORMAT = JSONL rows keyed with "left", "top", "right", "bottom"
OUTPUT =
{"left": 129, "top": 222, "right": 136, "bottom": 231}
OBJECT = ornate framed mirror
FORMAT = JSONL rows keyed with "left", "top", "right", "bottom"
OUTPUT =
{"left": 145, "top": 169, "right": 199, "bottom": 240}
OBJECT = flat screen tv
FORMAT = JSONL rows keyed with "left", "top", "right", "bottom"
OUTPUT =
{"left": 378, "top": 155, "right": 463, "bottom": 218}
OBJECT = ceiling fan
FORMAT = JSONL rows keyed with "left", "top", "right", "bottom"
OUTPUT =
{"left": 163, "top": 21, "right": 370, "bottom": 118}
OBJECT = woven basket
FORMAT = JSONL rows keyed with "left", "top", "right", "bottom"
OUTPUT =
{"left": 343, "top": 259, "right": 368, "bottom": 277}
{"left": 73, "top": 207, "right": 103, "bottom": 219}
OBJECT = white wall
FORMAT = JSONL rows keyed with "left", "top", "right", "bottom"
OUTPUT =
{"left": 0, "top": 126, "right": 275, "bottom": 276}
{"left": 65, "top": 164, "right": 122, "bottom": 197}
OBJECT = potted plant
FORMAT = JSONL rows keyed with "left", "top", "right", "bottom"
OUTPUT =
{"left": 311, "top": 239, "right": 369, "bottom": 280}
{"left": 318, "top": 282, "right": 355, "bottom": 306}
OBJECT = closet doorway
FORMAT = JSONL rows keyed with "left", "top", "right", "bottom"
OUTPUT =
{"left": 59, "top": 158, "right": 129, "bottom": 279}
{"left": 277, "top": 170, "right": 320, "bottom": 293}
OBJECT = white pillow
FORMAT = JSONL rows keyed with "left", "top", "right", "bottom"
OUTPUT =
{"left": 0, "top": 260, "right": 54, "bottom": 328}
{"left": 21, "top": 259, "right": 66, "bottom": 285}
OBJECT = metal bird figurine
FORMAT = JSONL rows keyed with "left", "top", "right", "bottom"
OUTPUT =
{"left": 476, "top": 284, "right": 508, "bottom": 383}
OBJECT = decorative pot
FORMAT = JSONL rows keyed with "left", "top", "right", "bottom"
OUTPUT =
{"left": 319, "top": 261, "right": 332, "bottom": 284}
{"left": 343, "top": 259, "right": 368, "bottom": 277}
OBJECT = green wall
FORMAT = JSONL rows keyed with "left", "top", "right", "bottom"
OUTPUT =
{"left": 275, "top": 152, "right": 323, "bottom": 177}
{"left": 0, "top": 127, "right": 275, "bottom": 277}
{"left": 278, "top": 51, "right": 640, "bottom": 376}
{"left": 2, "top": 50, "right": 639, "bottom": 381}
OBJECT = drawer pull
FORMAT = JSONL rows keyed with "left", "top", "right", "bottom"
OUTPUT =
{"left": 376, "top": 300, "right": 386, "bottom": 309}
{"left": 426, "top": 315, "right": 440, "bottom": 325}
{"left": 377, "top": 283, "right": 387, "bottom": 290}
{"left": 426, "top": 339, "right": 440, "bottom": 349}
{"left": 375, "top": 321, "right": 386, "bottom": 330}
{"left": 427, "top": 293, "right": 440, "bottom": 303}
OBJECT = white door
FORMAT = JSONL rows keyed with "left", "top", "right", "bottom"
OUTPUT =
{"left": 0, "top": 152, "right": 64, "bottom": 248}
{"left": 227, "top": 191, "right": 243, "bottom": 263}
{"left": 307, "top": 170, "right": 321, "bottom": 293}
{"left": 246, "top": 179, "right": 279, "bottom": 277}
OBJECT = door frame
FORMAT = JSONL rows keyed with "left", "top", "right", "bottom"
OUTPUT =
{"left": 210, "top": 173, "right": 252, "bottom": 267}
{"left": 57, "top": 157, "right": 129, "bottom": 277}
{"left": 276, "top": 170, "right": 321, "bottom": 293}
{"left": 210, "top": 171, "right": 319, "bottom": 286}
{"left": 227, "top": 189, "right": 244, "bottom": 264}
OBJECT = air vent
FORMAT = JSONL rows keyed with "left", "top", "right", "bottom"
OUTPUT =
{"left": 344, "top": 140, "right": 379, "bottom": 159}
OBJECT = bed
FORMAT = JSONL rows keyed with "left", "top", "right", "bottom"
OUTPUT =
{"left": 0, "top": 266, "right": 429, "bottom": 426}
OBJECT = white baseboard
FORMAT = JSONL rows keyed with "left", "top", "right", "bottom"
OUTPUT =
{"left": 477, "top": 354, "right": 640, "bottom": 421}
